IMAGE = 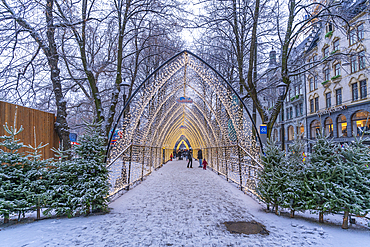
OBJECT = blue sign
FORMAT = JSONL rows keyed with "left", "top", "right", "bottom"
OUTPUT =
{"left": 260, "top": 125, "right": 267, "bottom": 135}
{"left": 69, "top": 133, "right": 77, "bottom": 142}
{"left": 177, "top": 97, "right": 193, "bottom": 104}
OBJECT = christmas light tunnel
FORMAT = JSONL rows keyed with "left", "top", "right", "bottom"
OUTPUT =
{"left": 106, "top": 50, "right": 263, "bottom": 200}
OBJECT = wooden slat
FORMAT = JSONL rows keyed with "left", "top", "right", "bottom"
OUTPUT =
{"left": 0, "top": 101, "right": 59, "bottom": 159}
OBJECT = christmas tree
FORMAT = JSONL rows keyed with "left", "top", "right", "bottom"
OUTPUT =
{"left": 25, "top": 128, "right": 51, "bottom": 220}
{"left": 44, "top": 121, "right": 109, "bottom": 217}
{"left": 73, "top": 121, "right": 109, "bottom": 214}
{"left": 0, "top": 115, "right": 30, "bottom": 223}
{"left": 336, "top": 136, "right": 370, "bottom": 229}
{"left": 305, "top": 130, "right": 340, "bottom": 223}
{"left": 257, "top": 138, "right": 287, "bottom": 214}
{"left": 282, "top": 137, "right": 306, "bottom": 217}
{"left": 43, "top": 148, "right": 75, "bottom": 217}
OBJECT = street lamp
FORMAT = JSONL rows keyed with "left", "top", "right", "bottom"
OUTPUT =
{"left": 277, "top": 81, "right": 287, "bottom": 151}
{"left": 120, "top": 81, "right": 130, "bottom": 121}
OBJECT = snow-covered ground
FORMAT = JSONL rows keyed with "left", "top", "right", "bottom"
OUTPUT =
{"left": 1, "top": 160, "right": 369, "bottom": 246}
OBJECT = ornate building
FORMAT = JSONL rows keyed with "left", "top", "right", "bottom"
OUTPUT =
{"left": 306, "top": 0, "right": 370, "bottom": 149}
{"left": 271, "top": 0, "right": 370, "bottom": 151}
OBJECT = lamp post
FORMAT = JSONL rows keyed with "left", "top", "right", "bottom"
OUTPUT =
{"left": 120, "top": 81, "right": 130, "bottom": 122}
{"left": 277, "top": 81, "right": 287, "bottom": 151}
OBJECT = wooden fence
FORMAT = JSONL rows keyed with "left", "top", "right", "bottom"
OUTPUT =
{"left": 0, "top": 101, "right": 59, "bottom": 159}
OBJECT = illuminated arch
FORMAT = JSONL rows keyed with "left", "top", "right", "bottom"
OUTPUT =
{"left": 106, "top": 50, "right": 263, "bottom": 199}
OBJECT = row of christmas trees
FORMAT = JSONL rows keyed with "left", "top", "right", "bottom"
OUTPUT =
{"left": 0, "top": 118, "right": 109, "bottom": 223}
{"left": 257, "top": 131, "right": 370, "bottom": 229}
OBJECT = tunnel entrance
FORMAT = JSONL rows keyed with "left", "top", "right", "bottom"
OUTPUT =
{"left": 106, "top": 50, "right": 263, "bottom": 200}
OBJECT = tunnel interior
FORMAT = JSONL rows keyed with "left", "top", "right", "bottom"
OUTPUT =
{"left": 106, "top": 51, "right": 261, "bottom": 199}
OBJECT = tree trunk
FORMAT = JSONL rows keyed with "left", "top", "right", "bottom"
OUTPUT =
{"left": 104, "top": 1, "right": 132, "bottom": 141}
{"left": 267, "top": 204, "right": 270, "bottom": 211}
{"left": 319, "top": 212, "right": 324, "bottom": 223}
{"left": 2, "top": 0, "right": 71, "bottom": 154}
{"left": 4, "top": 213, "right": 9, "bottom": 224}
{"left": 342, "top": 210, "right": 349, "bottom": 229}
{"left": 46, "top": 0, "right": 71, "bottom": 154}
{"left": 290, "top": 209, "right": 295, "bottom": 218}
{"left": 37, "top": 197, "right": 40, "bottom": 220}
{"left": 275, "top": 204, "right": 279, "bottom": 215}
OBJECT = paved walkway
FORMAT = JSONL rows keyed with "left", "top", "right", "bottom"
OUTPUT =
{"left": 1, "top": 160, "right": 369, "bottom": 246}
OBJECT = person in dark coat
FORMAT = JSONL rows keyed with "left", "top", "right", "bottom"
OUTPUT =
{"left": 197, "top": 149, "right": 203, "bottom": 168}
{"left": 187, "top": 149, "right": 193, "bottom": 168}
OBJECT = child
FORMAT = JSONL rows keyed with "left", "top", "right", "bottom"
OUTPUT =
{"left": 202, "top": 159, "right": 208, "bottom": 170}
{"left": 170, "top": 153, "right": 173, "bottom": 161}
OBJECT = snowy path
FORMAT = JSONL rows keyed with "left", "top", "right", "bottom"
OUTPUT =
{"left": 1, "top": 160, "right": 369, "bottom": 246}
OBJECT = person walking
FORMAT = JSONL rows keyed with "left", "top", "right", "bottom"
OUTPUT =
{"left": 187, "top": 149, "right": 193, "bottom": 168}
{"left": 202, "top": 159, "right": 208, "bottom": 170}
{"left": 197, "top": 149, "right": 203, "bottom": 168}
{"left": 170, "top": 153, "right": 173, "bottom": 161}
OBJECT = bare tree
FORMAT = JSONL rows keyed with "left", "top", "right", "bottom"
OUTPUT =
{"left": 1, "top": 0, "right": 71, "bottom": 152}
{"left": 197, "top": 0, "right": 347, "bottom": 138}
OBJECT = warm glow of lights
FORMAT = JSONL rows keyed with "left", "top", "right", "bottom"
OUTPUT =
{"left": 106, "top": 52, "right": 261, "bottom": 199}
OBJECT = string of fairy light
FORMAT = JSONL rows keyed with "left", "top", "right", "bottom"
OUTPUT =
{"left": 107, "top": 52, "right": 261, "bottom": 198}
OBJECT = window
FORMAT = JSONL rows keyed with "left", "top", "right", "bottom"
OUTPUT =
{"left": 309, "top": 77, "right": 314, "bottom": 91}
{"left": 337, "top": 115, "right": 347, "bottom": 137}
{"left": 360, "top": 80, "right": 367, "bottom": 99}
{"left": 298, "top": 84, "right": 302, "bottom": 94}
{"left": 314, "top": 76, "right": 318, "bottom": 89}
{"left": 351, "top": 55, "right": 358, "bottom": 73}
{"left": 290, "top": 108, "right": 293, "bottom": 119}
{"left": 287, "top": 107, "right": 293, "bottom": 119}
{"left": 295, "top": 104, "right": 303, "bottom": 117}
{"left": 334, "top": 63, "right": 340, "bottom": 76}
{"left": 333, "top": 39, "right": 339, "bottom": 51}
{"left": 324, "top": 68, "right": 330, "bottom": 81}
{"left": 327, "top": 22, "right": 333, "bottom": 32}
{"left": 359, "top": 51, "right": 366, "bottom": 70}
{"left": 310, "top": 99, "right": 314, "bottom": 113}
{"left": 288, "top": 126, "right": 294, "bottom": 141}
{"left": 352, "top": 110, "right": 370, "bottom": 136}
{"left": 295, "top": 106, "right": 299, "bottom": 117}
{"left": 349, "top": 29, "right": 357, "bottom": 45}
{"left": 358, "top": 24, "right": 364, "bottom": 40}
{"left": 310, "top": 120, "right": 321, "bottom": 139}
{"left": 336, "top": 88, "right": 342, "bottom": 105}
{"left": 326, "top": 92, "right": 331, "bottom": 108}
{"left": 325, "top": 117, "right": 333, "bottom": 137}
{"left": 323, "top": 47, "right": 329, "bottom": 58}
{"left": 298, "top": 123, "right": 304, "bottom": 137}
{"left": 315, "top": 97, "right": 319, "bottom": 112}
{"left": 352, "top": 83, "right": 358, "bottom": 101}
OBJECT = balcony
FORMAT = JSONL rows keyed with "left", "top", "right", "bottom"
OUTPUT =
{"left": 321, "top": 80, "right": 331, "bottom": 87}
{"left": 290, "top": 94, "right": 303, "bottom": 102}
{"left": 325, "top": 31, "right": 333, "bottom": 38}
{"left": 331, "top": 75, "right": 341, "bottom": 83}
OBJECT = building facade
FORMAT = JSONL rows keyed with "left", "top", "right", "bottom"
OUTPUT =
{"left": 270, "top": 0, "right": 370, "bottom": 151}
{"left": 306, "top": 1, "right": 370, "bottom": 148}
